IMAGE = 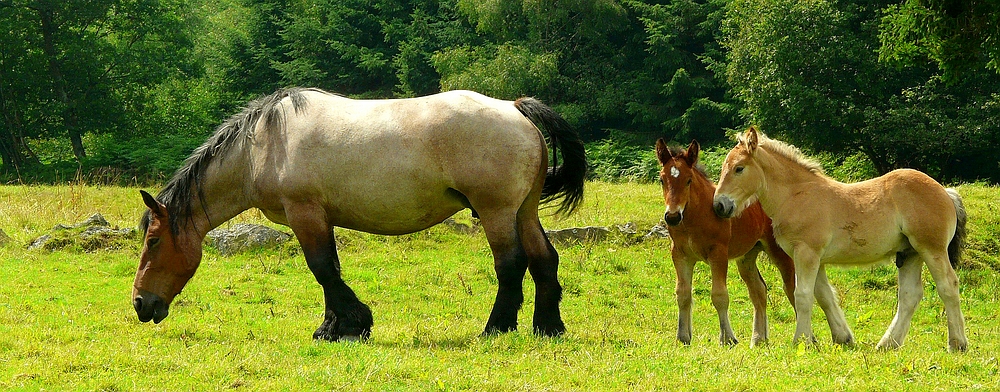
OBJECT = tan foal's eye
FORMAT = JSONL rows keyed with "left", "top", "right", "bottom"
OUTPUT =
{"left": 735, "top": 166, "right": 745, "bottom": 174}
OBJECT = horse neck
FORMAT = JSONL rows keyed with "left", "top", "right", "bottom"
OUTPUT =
{"left": 754, "top": 146, "right": 825, "bottom": 216}
{"left": 687, "top": 170, "right": 717, "bottom": 212}
{"left": 186, "top": 149, "right": 254, "bottom": 239}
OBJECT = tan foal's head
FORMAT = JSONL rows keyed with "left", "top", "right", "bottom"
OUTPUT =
{"left": 656, "top": 139, "right": 700, "bottom": 226}
{"left": 714, "top": 126, "right": 766, "bottom": 218}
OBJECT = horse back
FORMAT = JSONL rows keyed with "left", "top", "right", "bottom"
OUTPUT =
{"left": 248, "top": 90, "right": 547, "bottom": 234}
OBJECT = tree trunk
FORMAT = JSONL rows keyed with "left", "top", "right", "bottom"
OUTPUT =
{"left": 37, "top": 4, "right": 85, "bottom": 162}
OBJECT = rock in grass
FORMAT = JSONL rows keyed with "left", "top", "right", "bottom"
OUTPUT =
{"left": 545, "top": 226, "right": 611, "bottom": 245}
{"left": 28, "top": 213, "right": 138, "bottom": 251}
{"left": 206, "top": 223, "right": 292, "bottom": 256}
{"left": 0, "top": 228, "right": 11, "bottom": 247}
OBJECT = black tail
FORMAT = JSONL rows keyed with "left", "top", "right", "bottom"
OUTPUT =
{"left": 946, "top": 188, "right": 967, "bottom": 269}
{"left": 514, "top": 97, "right": 587, "bottom": 215}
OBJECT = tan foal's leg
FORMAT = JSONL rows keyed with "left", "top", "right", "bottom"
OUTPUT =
{"left": 814, "top": 265, "right": 854, "bottom": 345}
{"left": 922, "top": 251, "right": 968, "bottom": 352}
{"left": 736, "top": 248, "right": 768, "bottom": 346}
{"left": 792, "top": 247, "right": 821, "bottom": 346}
{"left": 878, "top": 255, "right": 923, "bottom": 350}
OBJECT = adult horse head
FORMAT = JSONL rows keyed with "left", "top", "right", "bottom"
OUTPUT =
{"left": 132, "top": 190, "right": 198, "bottom": 323}
{"left": 131, "top": 88, "right": 587, "bottom": 341}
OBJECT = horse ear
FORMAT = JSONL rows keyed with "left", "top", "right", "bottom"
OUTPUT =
{"left": 140, "top": 190, "right": 166, "bottom": 217}
{"left": 655, "top": 138, "right": 671, "bottom": 164}
{"left": 745, "top": 126, "right": 759, "bottom": 153}
{"left": 685, "top": 139, "right": 700, "bottom": 165}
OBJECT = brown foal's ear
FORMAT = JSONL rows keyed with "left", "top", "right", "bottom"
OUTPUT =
{"left": 745, "top": 126, "right": 759, "bottom": 153}
{"left": 655, "top": 138, "right": 671, "bottom": 164}
{"left": 685, "top": 139, "right": 700, "bottom": 165}
{"left": 140, "top": 190, "right": 166, "bottom": 217}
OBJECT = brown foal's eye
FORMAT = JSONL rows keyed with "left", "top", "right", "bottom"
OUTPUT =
{"left": 147, "top": 237, "right": 160, "bottom": 248}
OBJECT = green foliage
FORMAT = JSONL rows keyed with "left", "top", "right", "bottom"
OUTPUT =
{"left": 433, "top": 44, "right": 559, "bottom": 99}
{"left": 722, "top": 0, "right": 1000, "bottom": 182}
{"left": 880, "top": 1, "right": 1000, "bottom": 81}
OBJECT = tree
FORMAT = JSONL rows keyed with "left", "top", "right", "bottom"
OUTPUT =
{"left": 0, "top": 0, "right": 197, "bottom": 169}
{"left": 880, "top": 0, "right": 1000, "bottom": 82}
{"left": 723, "top": 0, "right": 1000, "bottom": 181}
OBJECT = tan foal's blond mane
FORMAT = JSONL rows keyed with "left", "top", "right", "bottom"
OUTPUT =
{"left": 741, "top": 131, "right": 825, "bottom": 175}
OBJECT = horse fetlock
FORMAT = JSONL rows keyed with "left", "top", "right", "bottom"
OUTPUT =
{"left": 720, "top": 332, "right": 738, "bottom": 346}
{"left": 949, "top": 338, "right": 968, "bottom": 353}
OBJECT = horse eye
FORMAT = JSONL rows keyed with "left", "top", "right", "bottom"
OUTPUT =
{"left": 735, "top": 166, "right": 745, "bottom": 174}
{"left": 147, "top": 237, "right": 160, "bottom": 248}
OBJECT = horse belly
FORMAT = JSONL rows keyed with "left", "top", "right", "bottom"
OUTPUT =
{"left": 821, "top": 228, "right": 906, "bottom": 266}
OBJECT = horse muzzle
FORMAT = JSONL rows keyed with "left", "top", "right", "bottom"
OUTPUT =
{"left": 664, "top": 211, "right": 683, "bottom": 226}
{"left": 713, "top": 196, "right": 736, "bottom": 218}
{"left": 133, "top": 290, "right": 170, "bottom": 324}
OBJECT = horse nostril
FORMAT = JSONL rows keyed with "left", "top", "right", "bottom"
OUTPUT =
{"left": 133, "top": 297, "right": 142, "bottom": 312}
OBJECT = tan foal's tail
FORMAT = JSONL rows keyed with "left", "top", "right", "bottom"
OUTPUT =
{"left": 945, "top": 188, "right": 967, "bottom": 269}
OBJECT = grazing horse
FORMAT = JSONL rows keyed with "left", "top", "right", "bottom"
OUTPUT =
{"left": 132, "top": 87, "right": 587, "bottom": 341}
{"left": 656, "top": 139, "right": 795, "bottom": 346}
{"left": 713, "top": 126, "right": 968, "bottom": 352}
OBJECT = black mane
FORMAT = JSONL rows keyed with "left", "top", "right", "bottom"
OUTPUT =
{"left": 140, "top": 87, "right": 322, "bottom": 235}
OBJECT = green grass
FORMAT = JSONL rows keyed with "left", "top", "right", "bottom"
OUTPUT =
{"left": 1, "top": 182, "right": 999, "bottom": 391}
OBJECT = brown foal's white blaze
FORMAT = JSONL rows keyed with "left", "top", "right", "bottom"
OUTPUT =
{"left": 713, "top": 126, "right": 968, "bottom": 352}
{"left": 656, "top": 139, "right": 699, "bottom": 226}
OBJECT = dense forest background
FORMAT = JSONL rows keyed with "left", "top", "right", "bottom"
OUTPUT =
{"left": 2, "top": 0, "right": 999, "bottom": 184}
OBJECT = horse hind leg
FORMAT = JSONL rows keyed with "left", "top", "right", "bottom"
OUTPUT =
{"left": 478, "top": 207, "right": 530, "bottom": 335}
{"left": 286, "top": 203, "right": 373, "bottom": 341}
{"left": 877, "top": 253, "right": 923, "bottom": 350}
{"left": 519, "top": 211, "right": 565, "bottom": 336}
{"left": 921, "top": 249, "right": 968, "bottom": 352}
{"left": 737, "top": 245, "right": 768, "bottom": 346}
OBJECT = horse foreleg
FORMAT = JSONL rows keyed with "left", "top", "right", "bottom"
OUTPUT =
{"left": 287, "top": 203, "right": 373, "bottom": 341}
{"left": 480, "top": 209, "right": 529, "bottom": 335}
{"left": 792, "top": 248, "right": 821, "bottom": 347}
{"left": 877, "top": 255, "right": 923, "bottom": 350}
{"left": 672, "top": 250, "right": 695, "bottom": 345}
{"left": 814, "top": 265, "right": 854, "bottom": 345}
{"left": 922, "top": 251, "right": 968, "bottom": 352}
{"left": 522, "top": 218, "right": 565, "bottom": 336}
{"left": 737, "top": 247, "right": 768, "bottom": 346}
{"left": 709, "top": 250, "right": 737, "bottom": 346}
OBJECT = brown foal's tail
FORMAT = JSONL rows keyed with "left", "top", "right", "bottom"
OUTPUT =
{"left": 514, "top": 97, "right": 587, "bottom": 215}
{"left": 946, "top": 188, "right": 967, "bottom": 269}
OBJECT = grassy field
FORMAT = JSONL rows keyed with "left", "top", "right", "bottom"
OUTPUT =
{"left": 1, "top": 182, "right": 998, "bottom": 391}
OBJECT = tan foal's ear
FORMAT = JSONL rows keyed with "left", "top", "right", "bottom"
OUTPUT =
{"left": 655, "top": 138, "right": 671, "bottom": 164}
{"left": 744, "top": 126, "right": 759, "bottom": 153}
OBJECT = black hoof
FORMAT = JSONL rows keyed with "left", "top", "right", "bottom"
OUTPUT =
{"left": 482, "top": 323, "right": 517, "bottom": 336}
{"left": 312, "top": 304, "right": 373, "bottom": 342}
{"left": 533, "top": 321, "right": 566, "bottom": 337}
